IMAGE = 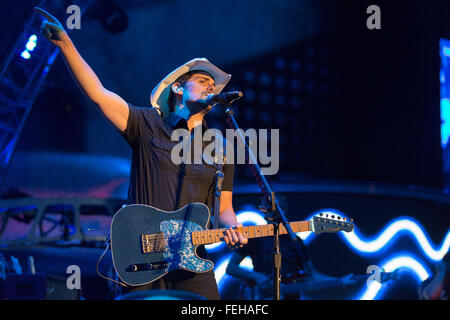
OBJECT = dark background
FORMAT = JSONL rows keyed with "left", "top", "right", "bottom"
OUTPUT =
{"left": 0, "top": 0, "right": 449, "bottom": 300}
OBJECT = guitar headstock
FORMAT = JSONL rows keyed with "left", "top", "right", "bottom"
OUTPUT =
{"left": 311, "top": 213, "right": 354, "bottom": 235}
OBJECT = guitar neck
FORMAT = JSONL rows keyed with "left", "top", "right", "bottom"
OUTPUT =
{"left": 191, "top": 221, "right": 311, "bottom": 246}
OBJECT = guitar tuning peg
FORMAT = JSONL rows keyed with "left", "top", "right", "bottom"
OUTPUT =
{"left": 331, "top": 215, "right": 335, "bottom": 219}
{"left": 343, "top": 218, "right": 347, "bottom": 221}
{"left": 337, "top": 216, "right": 341, "bottom": 220}
{"left": 319, "top": 213, "right": 323, "bottom": 217}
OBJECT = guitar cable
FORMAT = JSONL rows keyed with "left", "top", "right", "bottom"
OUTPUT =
{"left": 96, "top": 236, "right": 128, "bottom": 288}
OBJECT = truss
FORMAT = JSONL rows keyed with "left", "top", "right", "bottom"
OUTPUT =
{"left": 0, "top": 0, "right": 94, "bottom": 194}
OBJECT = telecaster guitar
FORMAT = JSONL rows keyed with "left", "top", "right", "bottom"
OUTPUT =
{"left": 110, "top": 203, "right": 354, "bottom": 286}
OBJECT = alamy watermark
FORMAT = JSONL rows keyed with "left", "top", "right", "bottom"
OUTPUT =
{"left": 66, "top": 264, "right": 81, "bottom": 290}
{"left": 366, "top": 264, "right": 383, "bottom": 286}
{"left": 366, "top": 5, "right": 381, "bottom": 30}
{"left": 64, "top": 5, "right": 382, "bottom": 32}
{"left": 66, "top": 5, "right": 81, "bottom": 30}
{"left": 170, "top": 122, "right": 280, "bottom": 176}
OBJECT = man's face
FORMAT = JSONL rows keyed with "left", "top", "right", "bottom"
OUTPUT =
{"left": 178, "top": 72, "right": 216, "bottom": 115}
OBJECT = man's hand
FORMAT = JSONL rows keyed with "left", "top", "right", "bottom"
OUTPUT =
{"left": 35, "top": 7, "right": 70, "bottom": 48}
{"left": 223, "top": 224, "right": 248, "bottom": 250}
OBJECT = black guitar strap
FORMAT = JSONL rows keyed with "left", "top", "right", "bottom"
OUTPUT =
{"left": 213, "top": 139, "right": 226, "bottom": 229}
{"left": 213, "top": 161, "right": 225, "bottom": 230}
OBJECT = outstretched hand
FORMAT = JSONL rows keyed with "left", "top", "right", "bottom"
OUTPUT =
{"left": 34, "top": 7, "right": 70, "bottom": 47}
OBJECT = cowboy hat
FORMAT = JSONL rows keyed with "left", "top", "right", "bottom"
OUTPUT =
{"left": 150, "top": 58, "right": 231, "bottom": 117}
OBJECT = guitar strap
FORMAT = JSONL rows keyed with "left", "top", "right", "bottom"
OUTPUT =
{"left": 213, "top": 161, "right": 225, "bottom": 229}
{"left": 213, "top": 137, "right": 226, "bottom": 229}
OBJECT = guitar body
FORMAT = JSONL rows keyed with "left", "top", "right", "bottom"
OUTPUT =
{"left": 110, "top": 203, "right": 214, "bottom": 286}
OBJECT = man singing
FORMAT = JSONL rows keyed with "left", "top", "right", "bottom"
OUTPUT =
{"left": 35, "top": 7, "right": 247, "bottom": 300}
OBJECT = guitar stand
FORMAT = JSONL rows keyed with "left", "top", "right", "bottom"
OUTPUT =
{"left": 222, "top": 101, "right": 297, "bottom": 301}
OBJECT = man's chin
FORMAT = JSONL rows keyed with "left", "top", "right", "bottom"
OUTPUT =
{"left": 187, "top": 100, "right": 212, "bottom": 115}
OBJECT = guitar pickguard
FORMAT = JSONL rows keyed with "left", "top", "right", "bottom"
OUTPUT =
{"left": 160, "top": 219, "right": 213, "bottom": 273}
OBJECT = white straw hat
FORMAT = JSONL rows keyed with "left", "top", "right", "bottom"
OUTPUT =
{"left": 150, "top": 58, "right": 231, "bottom": 117}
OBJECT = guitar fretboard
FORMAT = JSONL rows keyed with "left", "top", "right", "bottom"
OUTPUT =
{"left": 191, "top": 221, "right": 311, "bottom": 246}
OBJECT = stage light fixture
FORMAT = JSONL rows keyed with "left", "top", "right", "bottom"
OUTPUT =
{"left": 20, "top": 50, "right": 31, "bottom": 60}
{"left": 20, "top": 34, "right": 38, "bottom": 60}
{"left": 441, "top": 98, "right": 450, "bottom": 148}
{"left": 443, "top": 46, "right": 450, "bottom": 57}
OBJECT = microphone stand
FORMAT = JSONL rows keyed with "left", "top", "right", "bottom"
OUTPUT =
{"left": 222, "top": 102, "right": 297, "bottom": 301}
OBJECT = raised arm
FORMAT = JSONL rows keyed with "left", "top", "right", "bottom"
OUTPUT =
{"left": 35, "top": 7, "right": 129, "bottom": 132}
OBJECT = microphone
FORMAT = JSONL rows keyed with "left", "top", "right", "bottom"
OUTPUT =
{"left": 206, "top": 91, "right": 243, "bottom": 106}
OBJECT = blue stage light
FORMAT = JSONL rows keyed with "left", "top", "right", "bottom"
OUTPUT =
{"left": 441, "top": 98, "right": 450, "bottom": 148}
{"left": 443, "top": 46, "right": 450, "bottom": 57}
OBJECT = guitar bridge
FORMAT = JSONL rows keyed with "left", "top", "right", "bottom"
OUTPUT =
{"left": 141, "top": 233, "right": 166, "bottom": 253}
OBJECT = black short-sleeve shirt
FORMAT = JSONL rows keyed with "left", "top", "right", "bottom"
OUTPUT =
{"left": 120, "top": 104, "right": 234, "bottom": 214}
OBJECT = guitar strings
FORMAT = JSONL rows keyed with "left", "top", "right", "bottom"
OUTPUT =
{"left": 140, "top": 223, "right": 304, "bottom": 241}
{"left": 140, "top": 222, "right": 305, "bottom": 249}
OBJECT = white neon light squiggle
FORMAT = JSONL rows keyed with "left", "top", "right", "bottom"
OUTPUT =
{"left": 341, "top": 219, "right": 450, "bottom": 261}
{"left": 301, "top": 210, "right": 450, "bottom": 262}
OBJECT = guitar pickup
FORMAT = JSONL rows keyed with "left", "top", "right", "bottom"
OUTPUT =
{"left": 126, "top": 262, "right": 168, "bottom": 272}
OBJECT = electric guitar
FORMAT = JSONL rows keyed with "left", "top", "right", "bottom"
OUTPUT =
{"left": 110, "top": 203, "right": 354, "bottom": 286}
